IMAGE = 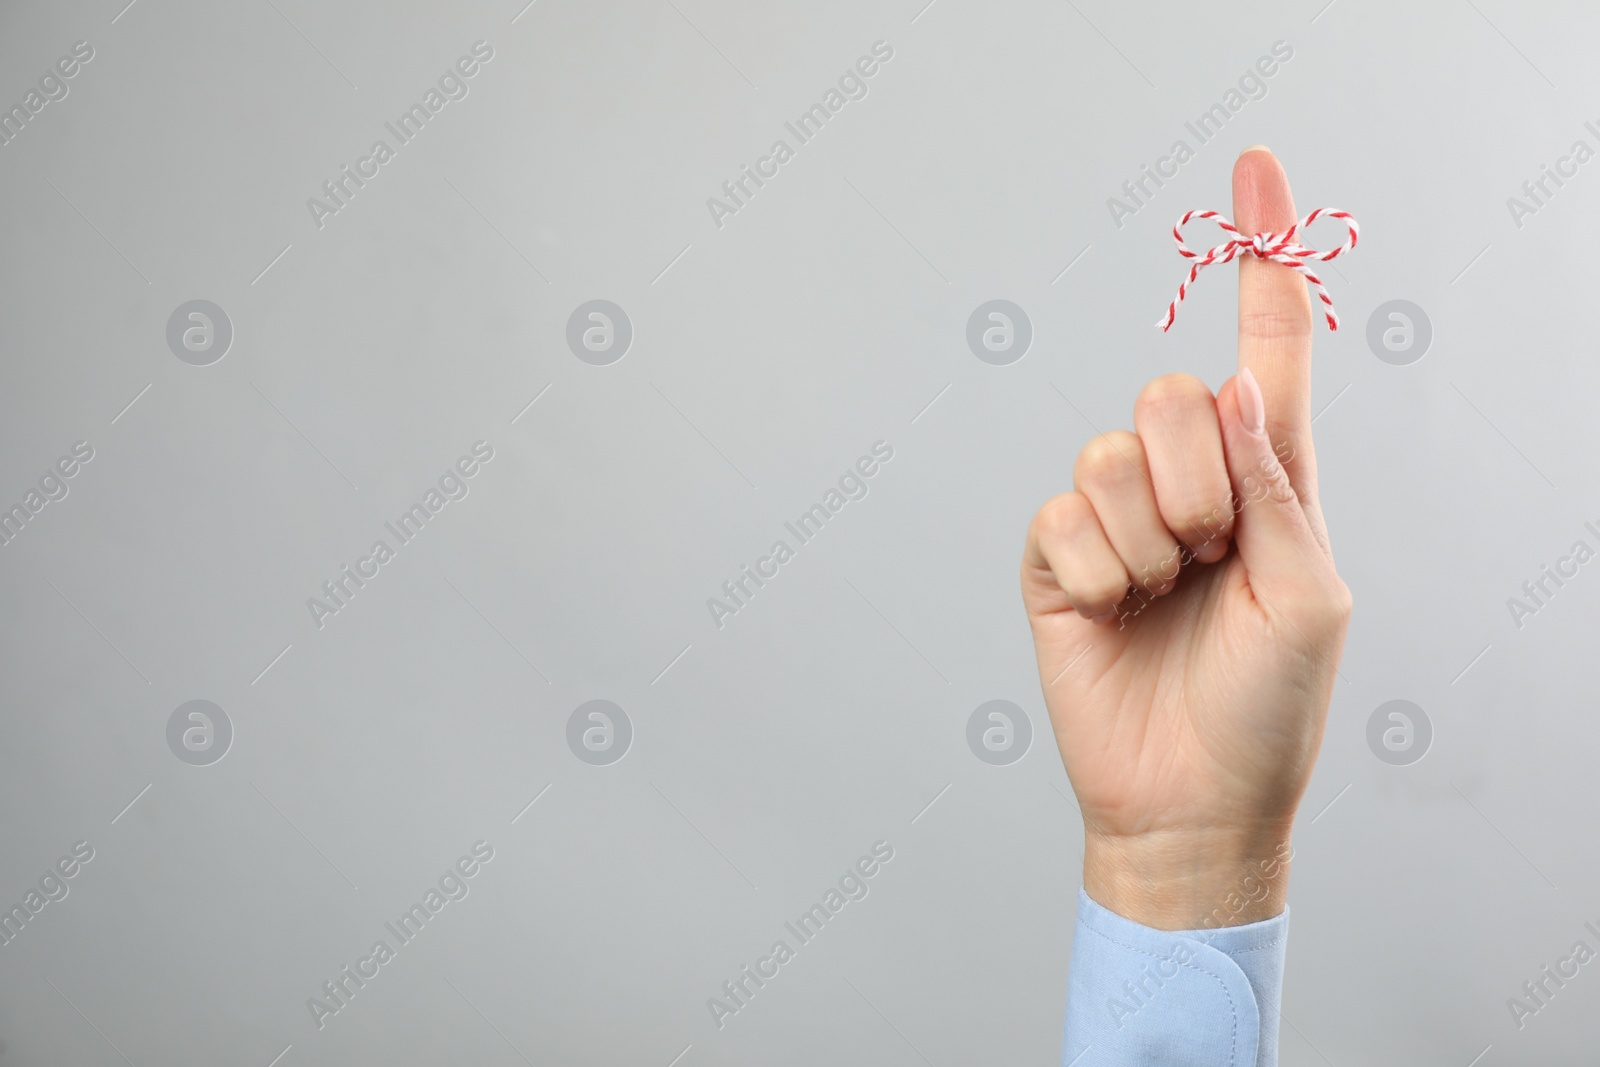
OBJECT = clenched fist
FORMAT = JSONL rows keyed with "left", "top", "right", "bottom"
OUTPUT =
{"left": 1021, "top": 147, "right": 1351, "bottom": 930}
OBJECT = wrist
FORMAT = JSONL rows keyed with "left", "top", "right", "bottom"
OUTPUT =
{"left": 1082, "top": 825, "right": 1294, "bottom": 931}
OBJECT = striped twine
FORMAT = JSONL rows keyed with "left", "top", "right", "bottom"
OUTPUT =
{"left": 1157, "top": 208, "right": 1359, "bottom": 332}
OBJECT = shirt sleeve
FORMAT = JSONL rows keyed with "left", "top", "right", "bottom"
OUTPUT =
{"left": 1061, "top": 887, "right": 1289, "bottom": 1067}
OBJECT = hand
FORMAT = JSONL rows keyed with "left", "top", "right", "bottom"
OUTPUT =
{"left": 1020, "top": 147, "right": 1351, "bottom": 930}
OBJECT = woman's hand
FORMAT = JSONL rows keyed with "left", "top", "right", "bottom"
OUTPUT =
{"left": 1021, "top": 147, "right": 1351, "bottom": 930}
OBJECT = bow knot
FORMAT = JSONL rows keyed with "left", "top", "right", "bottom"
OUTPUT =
{"left": 1156, "top": 208, "right": 1359, "bottom": 332}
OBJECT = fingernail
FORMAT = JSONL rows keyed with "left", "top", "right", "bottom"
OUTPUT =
{"left": 1238, "top": 367, "right": 1266, "bottom": 435}
{"left": 1240, "top": 144, "right": 1272, "bottom": 157}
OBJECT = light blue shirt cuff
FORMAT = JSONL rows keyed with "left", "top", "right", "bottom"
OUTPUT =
{"left": 1062, "top": 887, "right": 1288, "bottom": 1067}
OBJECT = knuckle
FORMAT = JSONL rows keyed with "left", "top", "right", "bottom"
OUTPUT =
{"left": 1171, "top": 500, "right": 1234, "bottom": 545}
{"left": 1120, "top": 543, "right": 1184, "bottom": 591}
{"left": 1157, "top": 477, "right": 1234, "bottom": 538}
{"left": 1131, "top": 545, "right": 1184, "bottom": 592}
{"left": 1032, "top": 492, "right": 1089, "bottom": 544}
{"left": 1074, "top": 430, "right": 1145, "bottom": 488}
{"left": 1264, "top": 467, "right": 1300, "bottom": 507}
{"left": 1238, "top": 293, "right": 1312, "bottom": 343}
{"left": 1074, "top": 580, "right": 1128, "bottom": 614}
{"left": 1136, "top": 372, "right": 1212, "bottom": 419}
{"left": 1239, "top": 459, "right": 1297, "bottom": 509}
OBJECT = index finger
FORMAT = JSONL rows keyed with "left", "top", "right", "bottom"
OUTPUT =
{"left": 1233, "top": 145, "right": 1316, "bottom": 495}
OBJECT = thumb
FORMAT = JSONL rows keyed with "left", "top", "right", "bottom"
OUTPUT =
{"left": 1217, "top": 367, "right": 1329, "bottom": 602}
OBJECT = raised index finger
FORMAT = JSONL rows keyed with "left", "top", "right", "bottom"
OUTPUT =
{"left": 1233, "top": 145, "right": 1317, "bottom": 496}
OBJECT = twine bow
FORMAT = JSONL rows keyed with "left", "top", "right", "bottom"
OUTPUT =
{"left": 1157, "top": 208, "right": 1359, "bottom": 332}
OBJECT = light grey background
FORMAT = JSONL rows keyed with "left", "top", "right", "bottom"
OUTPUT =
{"left": 0, "top": 0, "right": 1595, "bottom": 1063}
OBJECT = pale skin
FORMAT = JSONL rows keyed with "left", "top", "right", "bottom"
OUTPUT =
{"left": 1021, "top": 146, "right": 1352, "bottom": 931}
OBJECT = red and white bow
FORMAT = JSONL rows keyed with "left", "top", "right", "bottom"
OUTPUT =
{"left": 1156, "top": 208, "right": 1360, "bottom": 332}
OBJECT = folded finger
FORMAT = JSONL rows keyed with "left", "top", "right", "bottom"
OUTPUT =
{"left": 1073, "top": 431, "right": 1182, "bottom": 595}
{"left": 1024, "top": 492, "right": 1131, "bottom": 619}
{"left": 1134, "top": 373, "right": 1234, "bottom": 564}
